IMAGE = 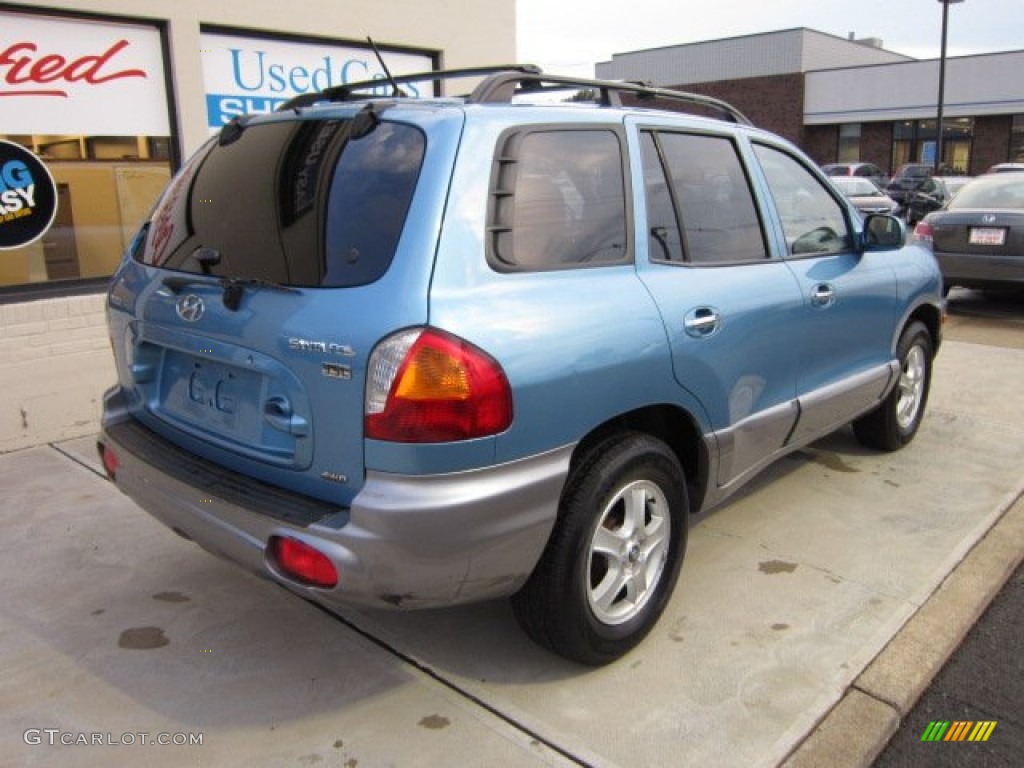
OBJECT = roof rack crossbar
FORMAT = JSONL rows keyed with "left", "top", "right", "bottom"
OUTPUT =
{"left": 468, "top": 72, "right": 752, "bottom": 125}
{"left": 277, "top": 64, "right": 541, "bottom": 111}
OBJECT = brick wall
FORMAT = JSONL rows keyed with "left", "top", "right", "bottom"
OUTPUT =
{"left": 0, "top": 294, "right": 114, "bottom": 452}
{"left": 860, "top": 123, "right": 894, "bottom": 175}
{"left": 676, "top": 73, "right": 807, "bottom": 147}
{"left": 971, "top": 116, "right": 1012, "bottom": 175}
{"left": 803, "top": 125, "right": 837, "bottom": 165}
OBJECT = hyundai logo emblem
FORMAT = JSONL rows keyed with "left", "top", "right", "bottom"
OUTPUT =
{"left": 176, "top": 294, "right": 205, "bottom": 322}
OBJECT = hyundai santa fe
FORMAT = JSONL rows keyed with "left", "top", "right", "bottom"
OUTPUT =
{"left": 98, "top": 66, "right": 944, "bottom": 665}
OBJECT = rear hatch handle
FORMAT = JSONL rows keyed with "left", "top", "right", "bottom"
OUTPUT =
{"left": 263, "top": 395, "right": 310, "bottom": 437}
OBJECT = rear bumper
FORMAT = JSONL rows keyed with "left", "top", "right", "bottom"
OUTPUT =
{"left": 936, "top": 251, "right": 1024, "bottom": 289}
{"left": 100, "top": 388, "right": 571, "bottom": 610}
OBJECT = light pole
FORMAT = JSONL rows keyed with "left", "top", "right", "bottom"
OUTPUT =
{"left": 935, "top": 0, "right": 965, "bottom": 173}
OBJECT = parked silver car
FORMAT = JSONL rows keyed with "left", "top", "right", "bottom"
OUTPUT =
{"left": 822, "top": 162, "right": 888, "bottom": 189}
{"left": 829, "top": 176, "right": 898, "bottom": 216}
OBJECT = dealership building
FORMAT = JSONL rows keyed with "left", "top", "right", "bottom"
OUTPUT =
{"left": 0, "top": 0, "right": 514, "bottom": 450}
{"left": 597, "top": 27, "right": 1024, "bottom": 176}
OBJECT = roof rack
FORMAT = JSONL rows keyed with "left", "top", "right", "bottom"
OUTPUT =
{"left": 277, "top": 65, "right": 751, "bottom": 126}
{"left": 277, "top": 64, "right": 541, "bottom": 111}
{"left": 470, "top": 71, "right": 751, "bottom": 125}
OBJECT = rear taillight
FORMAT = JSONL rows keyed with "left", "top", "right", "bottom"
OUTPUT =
{"left": 269, "top": 536, "right": 338, "bottom": 588}
{"left": 912, "top": 220, "right": 934, "bottom": 243}
{"left": 365, "top": 328, "right": 513, "bottom": 443}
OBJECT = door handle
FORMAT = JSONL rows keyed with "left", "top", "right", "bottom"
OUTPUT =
{"left": 811, "top": 283, "right": 835, "bottom": 307}
{"left": 684, "top": 307, "right": 721, "bottom": 338}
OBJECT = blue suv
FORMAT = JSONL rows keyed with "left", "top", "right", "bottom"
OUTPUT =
{"left": 99, "top": 67, "right": 943, "bottom": 665}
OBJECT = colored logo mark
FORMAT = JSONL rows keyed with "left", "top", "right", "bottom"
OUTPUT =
{"left": 920, "top": 720, "right": 997, "bottom": 742}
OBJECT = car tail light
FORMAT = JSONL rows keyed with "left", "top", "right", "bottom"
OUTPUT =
{"left": 365, "top": 327, "right": 513, "bottom": 442}
{"left": 269, "top": 536, "right": 338, "bottom": 588}
{"left": 912, "top": 221, "right": 934, "bottom": 243}
{"left": 99, "top": 442, "right": 119, "bottom": 480}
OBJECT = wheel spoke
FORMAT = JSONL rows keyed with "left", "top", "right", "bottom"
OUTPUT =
{"left": 622, "top": 487, "right": 650, "bottom": 536}
{"left": 591, "top": 560, "right": 627, "bottom": 614}
{"left": 642, "top": 517, "right": 668, "bottom": 561}
{"left": 591, "top": 524, "right": 625, "bottom": 558}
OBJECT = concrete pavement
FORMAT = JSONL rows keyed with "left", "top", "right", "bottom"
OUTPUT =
{"left": 2, "top": 338, "right": 1022, "bottom": 767}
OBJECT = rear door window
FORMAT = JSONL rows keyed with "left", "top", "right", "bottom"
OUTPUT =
{"left": 640, "top": 130, "right": 767, "bottom": 264}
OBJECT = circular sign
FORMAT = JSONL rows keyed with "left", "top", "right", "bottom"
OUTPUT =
{"left": 0, "top": 140, "right": 58, "bottom": 250}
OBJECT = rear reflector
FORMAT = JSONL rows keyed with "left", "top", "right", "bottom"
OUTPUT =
{"left": 269, "top": 536, "right": 338, "bottom": 588}
{"left": 99, "top": 442, "right": 119, "bottom": 480}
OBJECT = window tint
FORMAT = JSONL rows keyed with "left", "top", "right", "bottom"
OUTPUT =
{"left": 641, "top": 131, "right": 766, "bottom": 263}
{"left": 490, "top": 130, "right": 627, "bottom": 269}
{"left": 142, "top": 119, "right": 425, "bottom": 288}
{"left": 324, "top": 123, "right": 425, "bottom": 286}
{"left": 640, "top": 132, "right": 684, "bottom": 262}
{"left": 753, "top": 144, "right": 851, "bottom": 256}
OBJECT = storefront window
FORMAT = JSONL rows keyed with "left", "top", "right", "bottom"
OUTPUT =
{"left": 837, "top": 124, "right": 861, "bottom": 163}
{"left": 1010, "top": 115, "right": 1024, "bottom": 162}
{"left": 892, "top": 120, "right": 914, "bottom": 170}
{"left": 890, "top": 118, "right": 973, "bottom": 174}
{"left": 942, "top": 117, "right": 973, "bottom": 174}
{"left": 0, "top": 11, "right": 173, "bottom": 291}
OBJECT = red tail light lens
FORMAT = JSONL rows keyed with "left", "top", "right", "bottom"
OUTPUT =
{"left": 365, "top": 328, "right": 513, "bottom": 442}
{"left": 912, "top": 220, "right": 934, "bottom": 243}
{"left": 270, "top": 536, "right": 338, "bottom": 588}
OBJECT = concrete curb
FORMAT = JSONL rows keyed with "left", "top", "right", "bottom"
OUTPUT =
{"left": 781, "top": 489, "right": 1024, "bottom": 768}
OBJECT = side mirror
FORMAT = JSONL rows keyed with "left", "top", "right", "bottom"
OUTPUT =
{"left": 861, "top": 214, "right": 905, "bottom": 251}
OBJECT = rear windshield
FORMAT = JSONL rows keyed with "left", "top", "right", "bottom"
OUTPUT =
{"left": 949, "top": 177, "right": 1024, "bottom": 210}
{"left": 137, "top": 118, "right": 426, "bottom": 287}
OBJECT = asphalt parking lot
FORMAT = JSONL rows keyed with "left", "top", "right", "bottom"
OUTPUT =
{"left": 2, "top": 289, "right": 1022, "bottom": 768}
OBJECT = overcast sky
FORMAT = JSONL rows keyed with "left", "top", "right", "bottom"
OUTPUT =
{"left": 517, "top": 0, "right": 1024, "bottom": 77}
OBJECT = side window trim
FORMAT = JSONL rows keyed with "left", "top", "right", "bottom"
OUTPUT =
{"left": 640, "top": 130, "right": 687, "bottom": 263}
{"left": 485, "top": 124, "right": 633, "bottom": 273}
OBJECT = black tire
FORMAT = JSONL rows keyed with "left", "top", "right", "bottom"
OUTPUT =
{"left": 853, "top": 321, "right": 934, "bottom": 451}
{"left": 511, "top": 432, "right": 688, "bottom": 665}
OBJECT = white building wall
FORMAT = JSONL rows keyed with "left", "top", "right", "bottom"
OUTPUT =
{"left": 0, "top": 295, "right": 113, "bottom": 452}
{"left": 0, "top": 0, "right": 515, "bottom": 452}
{"left": 805, "top": 51, "right": 1024, "bottom": 124}
{"left": 799, "top": 30, "right": 910, "bottom": 71}
{"left": 596, "top": 28, "right": 909, "bottom": 87}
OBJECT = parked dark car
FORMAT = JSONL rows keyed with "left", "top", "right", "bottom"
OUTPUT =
{"left": 830, "top": 176, "right": 898, "bottom": 216}
{"left": 822, "top": 162, "right": 888, "bottom": 189}
{"left": 887, "top": 163, "right": 934, "bottom": 215}
{"left": 913, "top": 174, "right": 1024, "bottom": 291}
{"left": 904, "top": 176, "right": 972, "bottom": 225}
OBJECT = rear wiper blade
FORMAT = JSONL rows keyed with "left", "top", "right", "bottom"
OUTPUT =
{"left": 220, "top": 277, "right": 300, "bottom": 311}
{"left": 161, "top": 274, "right": 299, "bottom": 311}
